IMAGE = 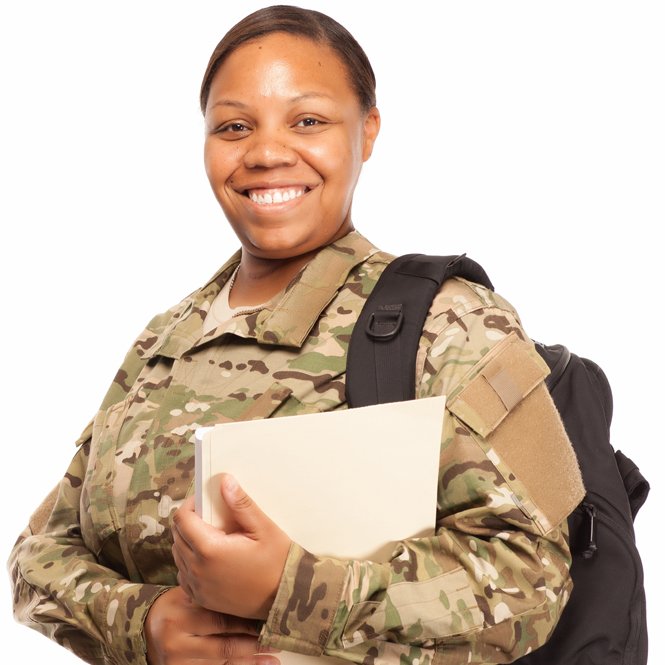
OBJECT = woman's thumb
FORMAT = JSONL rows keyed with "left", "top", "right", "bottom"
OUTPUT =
{"left": 220, "top": 474, "right": 263, "bottom": 536}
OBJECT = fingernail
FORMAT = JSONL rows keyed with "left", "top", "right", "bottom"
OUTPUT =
{"left": 223, "top": 473, "right": 238, "bottom": 494}
{"left": 254, "top": 654, "right": 281, "bottom": 665}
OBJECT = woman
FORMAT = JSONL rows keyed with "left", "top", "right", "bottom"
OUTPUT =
{"left": 8, "top": 6, "right": 584, "bottom": 665}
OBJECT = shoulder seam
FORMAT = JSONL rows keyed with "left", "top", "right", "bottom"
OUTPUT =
{"left": 424, "top": 277, "right": 509, "bottom": 337}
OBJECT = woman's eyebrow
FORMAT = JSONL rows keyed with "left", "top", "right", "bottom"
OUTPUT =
{"left": 209, "top": 92, "right": 333, "bottom": 110}
{"left": 210, "top": 99, "right": 249, "bottom": 110}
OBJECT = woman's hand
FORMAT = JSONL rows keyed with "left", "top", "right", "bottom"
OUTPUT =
{"left": 144, "top": 586, "right": 278, "bottom": 665}
{"left": 171, "top": 474, "right": 292, "bottom": 620}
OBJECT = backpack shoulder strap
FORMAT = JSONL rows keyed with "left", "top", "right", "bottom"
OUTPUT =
{"left": 346, "top": 253, "right": 493, "bottom": 408}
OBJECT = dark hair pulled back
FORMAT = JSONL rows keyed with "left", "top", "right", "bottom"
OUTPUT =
{"left": 200, "top": 5, "right": 376, "bottom": 114}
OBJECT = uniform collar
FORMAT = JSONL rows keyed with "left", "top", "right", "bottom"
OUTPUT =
{"left": 151, "top": 231, "right": 379, "bottom": 358}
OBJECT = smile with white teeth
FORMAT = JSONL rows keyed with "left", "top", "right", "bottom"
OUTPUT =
{"left": 246, "top": 187, "right": 307, "bottom": 205}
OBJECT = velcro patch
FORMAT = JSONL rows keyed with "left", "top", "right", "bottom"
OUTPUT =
{"left": 448, "top": 334, "right": 585, "bottom": 534}
{"left": 448, "top": 333, "right": 549, "bottom": 438}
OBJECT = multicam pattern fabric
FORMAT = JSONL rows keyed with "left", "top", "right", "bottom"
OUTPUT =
{"left": 8, "top": 231, "right": 584, "bottom": 665}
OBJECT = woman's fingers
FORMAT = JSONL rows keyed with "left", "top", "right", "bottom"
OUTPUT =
{"left": 153, "top": 633, "right": 278, "bottom": 664}
{"left": 177, "top": 657, "right": 279, "bottom": 665}
{"left": 170, "top": 477, "right": 292, "bottom": 618}
{"left": 163, "top": 587, "right": 262, "bottom": 637}
{"left": 145, "top": 587, "right": 275, "bottom": 665}
{"left": 171, "top": 543, "right": 195, "bottom": 600}
{"left": 176, "top": 632, "right": 263, "bottom": 660}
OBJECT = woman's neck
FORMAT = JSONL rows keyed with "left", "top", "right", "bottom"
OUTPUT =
{"left": 228, "top": 251, "right": 316, "bottom": 308}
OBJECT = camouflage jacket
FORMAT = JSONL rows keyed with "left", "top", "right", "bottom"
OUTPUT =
{"left": 8, "top": 231, "right": 584, "bottom": 664}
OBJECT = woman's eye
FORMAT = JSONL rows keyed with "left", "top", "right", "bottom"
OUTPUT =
{"left": 295, "top": 117, "right": 324, "bottom": 129}
{"left": 217, "top": 122, "right": 250, "bottom": 136}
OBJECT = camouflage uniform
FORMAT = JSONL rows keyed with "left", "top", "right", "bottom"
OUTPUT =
{"left": 8, "top": 231, "right": 584, "bottom": 664}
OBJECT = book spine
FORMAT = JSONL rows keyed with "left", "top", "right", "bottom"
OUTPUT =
{"left": 195, "top": 436, "right": 203, "bottom": 519}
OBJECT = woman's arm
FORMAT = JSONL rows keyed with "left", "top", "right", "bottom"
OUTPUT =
{"left": 170, "top": 302, "right": 583, "bottom": 663}
{"left": 7, "top": 305, "right": 176, "bottom": 664}
{"left": 255, "top": 297, "right": 584, "bottom": 663}
{"left": 9, "top": 421, "right": 278, "bottom": 665}
{"left": 8, "top": 296, "right": 276, "bottom": 665}
{"left": 8, "top": 423, "right": 170, "bottom": 664}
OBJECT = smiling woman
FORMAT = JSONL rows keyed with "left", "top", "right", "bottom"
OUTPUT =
{"left": 8, "top": 5, "right": 586, "bottom": 665}
{"left": 202, "top": 31, "right": 380, "bottom": 305}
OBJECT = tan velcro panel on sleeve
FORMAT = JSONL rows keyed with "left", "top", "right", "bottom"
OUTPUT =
{"left": 448, "top": 334, "right": 548, "bottom": 438}
{"left": 492, "top": 382, "right": 585, "bottom": 533}
{"left": 448, "top": 335, "right": 585, "bottom": 534}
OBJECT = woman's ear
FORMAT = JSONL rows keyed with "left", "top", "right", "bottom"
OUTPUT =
{"left": 362, "top": 107, "right": 381, "bottom": 162}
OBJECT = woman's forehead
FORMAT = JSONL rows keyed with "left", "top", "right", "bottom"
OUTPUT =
{"left": 208, "top": 33, "right": 355, "bottom": 105}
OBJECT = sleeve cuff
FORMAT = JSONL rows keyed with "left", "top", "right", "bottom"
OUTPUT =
{"left": 101, "top": 583, "right": 171, "bottom": 665}
{"left": 260, "top": 543, "right": 348, "bottom": 656}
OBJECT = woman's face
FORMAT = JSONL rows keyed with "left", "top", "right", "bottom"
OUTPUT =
{"left": 203, "top": 33, "right": 380, "bottom": 261}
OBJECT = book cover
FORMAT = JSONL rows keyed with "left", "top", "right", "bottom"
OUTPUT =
{"left": 194, "top": 395, "right": 445, "bottom": 664}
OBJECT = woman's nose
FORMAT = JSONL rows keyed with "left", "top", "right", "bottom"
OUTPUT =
{"left": 243, "top": 130, "right": 298, "bottom": 169}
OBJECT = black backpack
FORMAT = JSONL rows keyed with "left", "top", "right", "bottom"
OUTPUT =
{"left": 346, "top": 254, "right": 649, "bottom": 664}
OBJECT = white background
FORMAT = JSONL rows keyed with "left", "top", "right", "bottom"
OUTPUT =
{"left": 1, "top": 1, "right": 663, "bottom": 663}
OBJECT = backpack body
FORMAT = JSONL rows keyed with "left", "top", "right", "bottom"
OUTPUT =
{"left": 346, "top": 254, "right": 649, "bottom": 664}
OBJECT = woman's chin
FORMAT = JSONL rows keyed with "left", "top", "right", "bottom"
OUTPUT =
{"left": 231, "top": 216, "right": 353, "bottom": 263}
{"left": 241, "top": 230, "right": 321, "bottom": 262}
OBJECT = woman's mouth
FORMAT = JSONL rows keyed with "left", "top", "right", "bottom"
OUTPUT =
{"left": 244, "top": 186, "right": 309, "bottom": 206}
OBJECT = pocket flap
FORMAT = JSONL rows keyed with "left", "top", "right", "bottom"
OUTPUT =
{"left": 239, "top": 382, "right": 293, "bottom": 420}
